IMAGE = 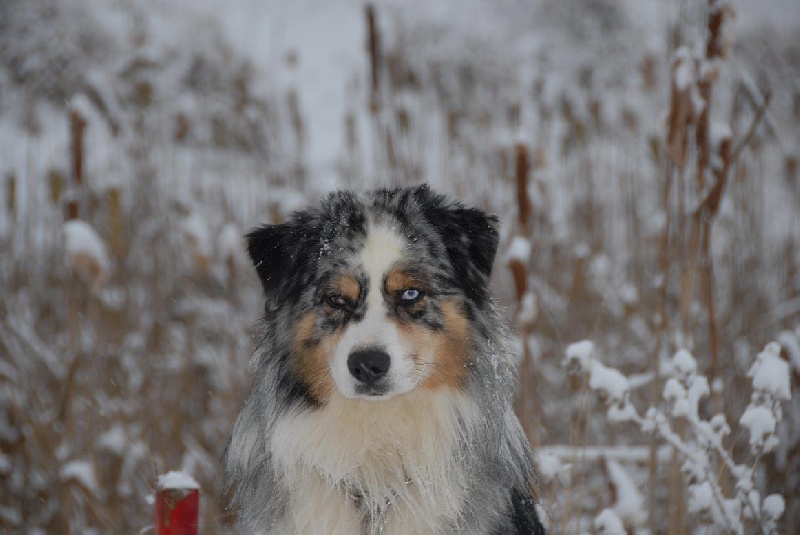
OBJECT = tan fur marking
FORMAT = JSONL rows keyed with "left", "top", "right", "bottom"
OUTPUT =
{"left": 386, "top": 268, "right": 429, "bottom": 314}
{"left": 385, "top": 268, "right": 425, "bottom": 294}
{"left": 293, "top": 312, "right": 339, "bottom": 402}
{"left": 425, "top": 299, "right": 472, "bottom": 389}
{"left": 335, "top": 274, "right": 361, "bottom": 302}
{"left": 394, "top": 299, "right": 471, "bottom": 390}
{"left": 323, "top": 275, "right": 361, "bottom": 314}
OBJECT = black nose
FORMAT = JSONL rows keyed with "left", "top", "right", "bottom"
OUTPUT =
{"left": 347, "top": 348, "right": 391, "bottom": 385}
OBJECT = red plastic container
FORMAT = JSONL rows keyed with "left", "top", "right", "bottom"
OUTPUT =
{"left": 155, "top": 472, "right": 200, "bottom": 535}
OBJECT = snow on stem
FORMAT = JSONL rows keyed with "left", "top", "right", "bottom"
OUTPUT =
{"left": 564, "top": 341, "right": 790, "bottom": 534}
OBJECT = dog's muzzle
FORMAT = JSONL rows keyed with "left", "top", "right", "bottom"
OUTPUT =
{"left": 347, "top": 348, "right": 391, "bottom": 395}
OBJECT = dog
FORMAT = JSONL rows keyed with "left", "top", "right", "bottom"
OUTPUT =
{"left": 224, "top": 184, "right": 545, "bottom": 534}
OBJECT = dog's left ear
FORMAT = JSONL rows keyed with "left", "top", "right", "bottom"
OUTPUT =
{"left": 412, "top": 185, "right": 499, "bottom": 304}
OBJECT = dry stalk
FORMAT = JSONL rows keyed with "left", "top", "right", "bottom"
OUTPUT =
{"left": 287, "top": 89, "right": 305, "bottom": 154}
{"left": 366, "top": 4, "right": 381, "bottom": 113}
{"left": 650, "top": 152, "right": 676, "bottom": 533}
{"left": 510, "top": 142, "right": 539, "bottom": 446}
{"left": 665, "top": 54, "right": 693, "bottom": 171}
{"left": 664, "top": 2, "right": 746, "bottom": 528}
{"left": 68, "top": 107, "right": 86, "bottom": 220}
{"left": 5, "top": 173, "right": 14, "bottom": 214}
{"left": 515, "top": 143, "right": 532, "bottom": 229}
{"left": 107, "top": 187, "right": 125, "bottom": 259}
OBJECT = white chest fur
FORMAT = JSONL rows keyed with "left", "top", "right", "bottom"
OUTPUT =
{"left": 269, "top": 389, "right": 478, "bottom": 534}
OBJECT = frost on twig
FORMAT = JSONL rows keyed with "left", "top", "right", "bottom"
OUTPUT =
{"left": 564, "top": 341, "right": 790, "bottom": 534}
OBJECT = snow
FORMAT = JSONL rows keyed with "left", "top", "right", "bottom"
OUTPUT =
{"left": 687, "top": 481, "right": 714, "bottom": 515}
{"left": 673, "top": 47, "right": 694, "bottom": 90}
{"left": 672, "top": 349, "right": 697, "bottom": 379}
{"left": 709, "top": 414, "right": 731, "bottom": 438}
{"left": 536, "top": 451, "right": 562, "bottom": 482}
{"left": 518, "top": 292, "right": 538, "bottom": 325}
{"left": 63, "top": 220, "right": 111, "bottom": 279}
{"left": 219, "top": 222, "right": 243, "bottom": 262}
{"left": 711, "top": 377, "right": 724, "bottom": 394}
{"left": 60, "top": 460, "right": 100, "bottom": 496}
{"left": 538, "top": 444, "right": 673, "bottom": 464}
{"left": 690, "top": 83, "right": 707, "bottom": 116}
{"left": 505, "top": 236, "right": 531, "bottom": 263}
{"left": 183, "top": 213, "right": 213, "bottom": 258}
{"left": 157, "top": 470, "right": 200, "bottom": 490}
{"left": 68, "top": 93, "right": 94, "bottom": 120}
{"left": 2, "top": 0, "right": 798, "bottom": 532}
{"left": 572, "top": 242, "right": 591, "bottom": 259}
{"left": 594, "top": 508, "right": 625, "bottom": 535}
{"left": 165, "top": 0, "right": 365, "bottom": 188}
{"left": 710, "top": 121, "right": 732, "bottom": 145}
{"left": 619, "top": 284, "right": 638, "bottom": 306}
{"left": 607, "top": 400, "right": 639, "bottom": 423}
{"left": 740, "top": 406, "right": 778, "bottom": 452}
{"left": 748, "top": 342, "right": 791, "bottom": 401}
{"left": 570, "top": 338, "right": 793, "bottom": 532}
{"left": 98, "top": 426, "right": 126, "bottom": 455}
{"left": 762, "top": 494, "right": 785, "bottom": 519}
{"left": 589, "top": 362, "right": 630, "bottom": 405}
{"left": 663, "top": 377, "right": 686, "bottom": 404}
{"left": 564, "top": 340, "right": 594, "bottom": 370}
{"left": 564, "top": 340, "right": 630, "bottom": 404}
{"left": 606, "top": 459, "right": 645, "bottom": 526}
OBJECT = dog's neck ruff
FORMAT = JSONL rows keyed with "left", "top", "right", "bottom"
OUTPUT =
{"left": 348, "top": 478, "right": 413, "bottom": 535}
{"left": 269, "top": 388, "right": 478, "bottom": 532}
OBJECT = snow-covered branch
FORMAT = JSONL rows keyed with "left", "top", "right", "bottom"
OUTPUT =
{"left": 564, "top": 341, "right": 790, "bottom": 534}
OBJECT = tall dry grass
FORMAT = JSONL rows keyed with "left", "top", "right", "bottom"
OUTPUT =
{"left": 1, "top": 1, "right": 798, "bottom": 533}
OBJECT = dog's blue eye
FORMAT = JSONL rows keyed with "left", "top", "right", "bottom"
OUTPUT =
{"left": 400, "top": 288, "right": 421, "bottom": 302}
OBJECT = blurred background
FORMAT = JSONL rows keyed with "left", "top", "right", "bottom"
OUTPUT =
{"left": 0, "top": 0, "right": 798, "bottom": 532}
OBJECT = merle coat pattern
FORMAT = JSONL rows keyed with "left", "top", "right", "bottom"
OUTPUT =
{"left": 224, "top": 185, "right": 545, "bottom": 534}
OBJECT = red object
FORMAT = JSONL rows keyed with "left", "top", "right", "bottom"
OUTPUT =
{"left": 155, "top": 487, "right": 199, "bottom": 535}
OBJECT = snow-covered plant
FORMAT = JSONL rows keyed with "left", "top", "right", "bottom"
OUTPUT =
{"left": 564, "top": 341, "right": 791, "bottom": 534}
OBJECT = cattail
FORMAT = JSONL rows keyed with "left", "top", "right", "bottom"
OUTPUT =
{"left": 665, "top": 48, "right": 694, "bottom": 170}
{"left": 5, "top": 173, "right": 14, "bottom": 214}
{"left": 67, "top": 98, "right": 88, "bottom": 220}
{"left": 366, "top": 3, "right": 382, "bottom": 112}
{"left": 107, "top": 187, "right": 125, "bottom": 259}
{"left": 48, "top": 169, "right": 64, "bottom": 204}
{"left": 515, "top": 143, "right": 532, "bottom": 228}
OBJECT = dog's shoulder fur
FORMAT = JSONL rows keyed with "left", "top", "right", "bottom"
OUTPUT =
{"left": 224, "top": 185, "right": 545, "bottom": 534}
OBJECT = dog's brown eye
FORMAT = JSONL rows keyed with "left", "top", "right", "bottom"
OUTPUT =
{"left": 326, "top": 294, "right": 349, "bottom": 309}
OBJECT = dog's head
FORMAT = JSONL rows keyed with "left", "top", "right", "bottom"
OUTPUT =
{"left": 247, "top": 185, "right": 499, "bottom": 403}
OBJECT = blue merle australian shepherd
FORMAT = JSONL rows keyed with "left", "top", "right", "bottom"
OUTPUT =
{"left": 224, "top": 185, "right": 545, "bottom": 534}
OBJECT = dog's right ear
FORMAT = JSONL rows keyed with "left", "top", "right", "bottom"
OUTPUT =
{"left": 247, "top": 223, "right": 291, "bottom": 302}
{"left": 247, "top": 221, "right": 321, "bottom": 310}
